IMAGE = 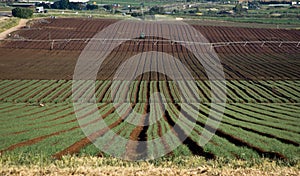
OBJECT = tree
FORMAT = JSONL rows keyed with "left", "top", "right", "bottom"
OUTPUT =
{"left": 12, "top": 7, "right": 33, "bottom": 19}
{"left": 59, "top": 0, "right": 69, "bottom": 9}
{"left": 37, "top": 2, "right": 51, "bottom": 9}
{"left": 51, "top": 1, "right": 60, "bottom": 9}
{"left": 103, "top": 5, "right": 112, "bottom": 11}
{"left": 69, "top": 2, "right": 81, "bottom": 10}
{"left": 149, "top": 6, "right": 165, "bottom": 14}
{"left": 86, "top": 4, "right": 98, "bottom": 10}
{"left": 233, "top": 3, "right": 243, "bottom": 14}
{"left": 131, "top": 12, "right": 142, "bottom": 17}
{"left": 248, "top": 1, "right": 260, "bottom": 10}
{"left": 50, "top": 0, "right": 70, "bottom": 9}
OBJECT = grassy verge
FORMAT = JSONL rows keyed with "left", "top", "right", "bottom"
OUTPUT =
{"left": 0, "top": 153, "right": 299, "bottom": 176}
{"left": 33, "top": 13, "right": 130, "bottom": 20}
{"left": 0, "top": 17, "right": 20, "bottom": 33}
{"left": 183, "top": 17, "right": 300, "bottom": 29}
{"left": 93, "top": 0, "right": 171, "bottom": 6}
{"left": 185, "top": 16, "right": 300, "bottom": 26}
{"left": 200, "top": 16, "right": 300, "bottom": 25}
{"left": 22, "top": 6, "right": 300, "bottom": 29}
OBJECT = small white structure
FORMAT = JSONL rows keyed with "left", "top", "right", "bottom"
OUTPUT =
{"left": 36, "top": 6, "right": 44, "bottom": 13}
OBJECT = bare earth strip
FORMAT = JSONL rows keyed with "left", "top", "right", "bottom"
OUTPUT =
{"left": 0, "top": 19, "right": 28, "bottom": 40}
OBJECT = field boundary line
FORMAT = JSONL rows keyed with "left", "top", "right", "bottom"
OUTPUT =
{"left": 1, "top": 38, "right": 299, "bottom": 48}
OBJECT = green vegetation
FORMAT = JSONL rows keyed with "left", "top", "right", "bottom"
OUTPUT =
{"left": 93, "top": 0, "right": 172, "bottom": 6}
{"left": 0, "top": 100, "right": 299, "bottom": 162}
{"left": 0, "top": 152, "right": 298, "bottom": 169}
{"left": 49, "top": 0, "right": 97, "bottom": 10}
{"left": 0, "top": 7, "right": 300, "bottom": 173}
{"left": 12, "top": 7, "right": 33, "bottom": 19}
{"left": 0, "top": 7, "right": 300, "bottom": 169}
{"left": 233, "top": 3, "right": 242, "bottom": 14}
{"left": 196, "top": 16, "right": 300, "bottom": 25}
{"left": 0, "top": 17, "right": 19, "bottom": 33}
{"left": 1, "top": 80, "right": 299, "bottom": 104}
{"left": 32, "top": 10, "right": 128, "bottom": 19}
{"left": 0, "top": 6, "right": 11, "bottom": 12}
{"left": 2, "top": 1, "right": 298, "bottom": 27}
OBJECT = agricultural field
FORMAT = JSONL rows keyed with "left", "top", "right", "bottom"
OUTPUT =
{"left": 0, "top": 17, "right": 299, "bottom": 174}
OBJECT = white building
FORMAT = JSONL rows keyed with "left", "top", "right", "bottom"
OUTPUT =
{"left": 69, "top": 0, "right": 89, "bottom": 3}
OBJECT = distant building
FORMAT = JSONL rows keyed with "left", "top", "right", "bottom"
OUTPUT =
{"left": 11, "top": 3, "right": 35, "bottom": 7}
{"left": 17, "top": 0, "right": 51, "bottom": 2}
{"left": 268, "top": 3, "right": 291, "bottom": 7}
{"left": 69, "top": 0, "right": 89, "bottom": 3}
{"left": 36, "top": 6, "right": 44, "bottom": 13}
{"left": 238, "top": 0, "right": 292, "bottom": 2}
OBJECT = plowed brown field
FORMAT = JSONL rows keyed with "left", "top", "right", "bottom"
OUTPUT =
{"left": 0, "top": 18, "right": 299, "bottom": 80}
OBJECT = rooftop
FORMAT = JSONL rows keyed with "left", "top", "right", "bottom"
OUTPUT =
{"left": 69, "top": 0, "right": 89, "bottom": 3}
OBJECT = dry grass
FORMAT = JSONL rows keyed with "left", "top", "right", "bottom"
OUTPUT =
{"left": 1, "top": 164, "right": 299, "bottom": 176}
{"left": 0, "top": 17, "right": 20, "bottom": 34}
{"left": 0, "top": 155, "right": 299, "bottom": 176}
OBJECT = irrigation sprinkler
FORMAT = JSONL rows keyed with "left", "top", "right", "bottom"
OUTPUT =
{"left": 50, "top": 40, "right": 54, "bottom": 50}
{"left": 2, "top": 38, "right": 300, "bottom": 50}
{"left": 140, "top": 32, "right": 145, "bottom": 39}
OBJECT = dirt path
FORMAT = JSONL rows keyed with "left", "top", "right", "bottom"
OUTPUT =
{"left": 0, "top": 18, "right": 28, "bottom": 40}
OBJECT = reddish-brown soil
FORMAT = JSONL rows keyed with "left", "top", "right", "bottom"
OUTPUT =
{"left": 0, "top": 126, "right": 78, "bottom": 154}
{"left": 0, "top": 18, "right": 299, "bottom": 80}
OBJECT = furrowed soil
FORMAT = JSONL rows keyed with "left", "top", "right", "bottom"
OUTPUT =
{"left": 0, "top": 18, "right": 299, "bottom": 80}
{"left": 0, "top": 18, "right": 299, "bottom": 175}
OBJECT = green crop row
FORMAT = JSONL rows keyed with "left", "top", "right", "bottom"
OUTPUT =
{"left": 0, "top": 102, "right": 299, "bottom": 161}
{"left": 0, "top": 80, "right": 300, "bottom": 104}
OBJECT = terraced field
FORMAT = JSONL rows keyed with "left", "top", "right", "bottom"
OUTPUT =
{"left": 0, "top": 18, "right": 299, "bottom": 162}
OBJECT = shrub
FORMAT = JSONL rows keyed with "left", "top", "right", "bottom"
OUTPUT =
{"left": 59, "top": 0, "right": 69, "bottom": 9}
{"left": 69, "top": 2, "right": 81, "bottom": 10}
{"left": 51, "top": 0, "right": 69, "bottom": 9}
{"left": 131, "top": 12, "right": 143, "bottom": 17}
{"left": 86, "top": 4, "right": 98, "bottom": 10}
{"left": 12, "top": 7, "right": 33, "bottom": 19}
{"left": 103, "top": 5, "right": 112, "bottom": 11}
{"left": 149, "top": 6, "right": 165, "bottom": 14}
